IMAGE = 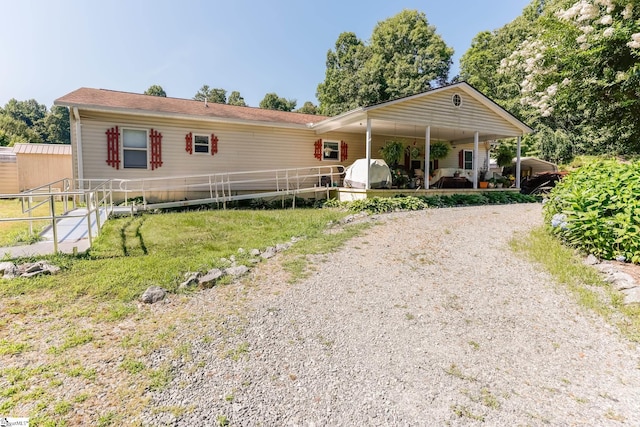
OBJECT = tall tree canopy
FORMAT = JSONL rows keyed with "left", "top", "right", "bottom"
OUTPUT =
{"left": 144, "top": 85, "right": 167, "bottom": 97}
{"left": 193, "top": 85, "right": 227, "bottom": 104}
{"left": 259, "top": 93, "right": 296, "bottom": 112}
{"left": 295, "top": 101, "right": 318, "bottom": 115}
{"left": 317, "top": 10, "right": 453, "bottom": 116}
{"left": 461, "top": 0, "right": 640, "bottom": 160}
{"left": 227, "top": 91, "right": 247, "bottom": 107}
{"left": 0, "top": 99, "right": 69, "bottom": 146}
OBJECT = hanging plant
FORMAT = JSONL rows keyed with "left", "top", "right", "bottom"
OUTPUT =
{"left": 429, "top": 141, "right": 451, "bottom": 160}
{"left": 495, "top": 143, "right": 516, "bottom": 167}
{"left": 379, "top": 139, "right": 405, "bottom": 167}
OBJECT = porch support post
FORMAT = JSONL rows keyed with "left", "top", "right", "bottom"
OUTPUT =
{"left": 366, "top": 118, "right": 372, "bottom": 189}
{"left": 473, "top": 131, "right": 479, "bottom": 189}
{"left": 424, "top": 126, "right": 431, "bottom": 189}
{"left": 516, "top": 135, "right": 522, "bottom": 189}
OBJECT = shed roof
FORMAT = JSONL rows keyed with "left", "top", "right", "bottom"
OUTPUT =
{"left": 13, "top": 143, "right": 72, "bottom": 155}
{"left": 55, "top": 88, "right": 326, "bottom": 127}
{"left": 0, "top": 146, "right": 17, "bottom": 162}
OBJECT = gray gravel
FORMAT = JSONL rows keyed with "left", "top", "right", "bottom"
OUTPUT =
{"left": 141, "top": 203, "right": 640, "bottom": 426}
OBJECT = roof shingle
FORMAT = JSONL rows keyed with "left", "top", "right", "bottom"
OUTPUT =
{"left": 55, "top": 88, "right": 327, "bottom": 126}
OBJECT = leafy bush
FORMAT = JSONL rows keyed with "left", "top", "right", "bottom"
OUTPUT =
{"left": 543, "top": 160, "right": 640, "bottom": 263}
{"left": 323, "top": 192, "right": 537, "bottom": 213}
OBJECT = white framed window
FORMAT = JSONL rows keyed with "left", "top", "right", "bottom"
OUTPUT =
{"left": 452, "top": 93, "right": 462, "bottom": 107}
{"left": 322, "top": 140, "right": 339, "bottom": 161}
{"left": 194, "top": 134, "right": 209, "bottom": 153}
{"left": 122, "top": 128, "right": 148, "bottom": 169}
{"left": 463, "top": 149, "right": 473, "bottom": 170}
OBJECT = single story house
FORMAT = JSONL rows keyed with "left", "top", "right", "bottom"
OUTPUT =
{"left": 54, "top": 82, "right": 532, "bottom": 202}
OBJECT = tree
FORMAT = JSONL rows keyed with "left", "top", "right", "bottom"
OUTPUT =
{"left": 259, "top": 93, "right": 296, "bottom": 112}
{"left": 2, "top": 99, "right": 47, "bottom": 128}
{"left": 317, "top": 32, "right": 374, "bottom": 116}
{"left": 41, "top": 106, "right": 70, "bottom": 144}
{"left": 227, "top": 91, "right": 247, "bottom": 107}
{"left": 144, "top": 85, "right": 167, "bottom": 97}
{"left": 295, "top": 101, "right": 318, "bottom": 115}
{"left": 317, "top": 10, "right": 454, "bottom": 115}
{"left": 0, "top": 114, "right": 42, "bottom": 146}
{"left": 368, "top": 10, "right": 453, "bottom": 100}
{"left": 193, "top": 85, "right": 227, "bottom": 104}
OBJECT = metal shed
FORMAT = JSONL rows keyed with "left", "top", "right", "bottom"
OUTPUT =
{"left": 13, "top": 143, "right": 72, "bottom": 191}
{"left": 0, "top": 147, "right": 19, "bottom": 194}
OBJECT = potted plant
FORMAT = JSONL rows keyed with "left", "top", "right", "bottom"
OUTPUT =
{"left": 429, "top": 141, "right": 451, "bottom": 161}
{"left": 379, "top": 139, "right": 405, "bottom": 167}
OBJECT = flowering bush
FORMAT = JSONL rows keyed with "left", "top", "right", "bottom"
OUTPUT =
{"left": 543, "top": 159, "right": 640, "bottom": 263}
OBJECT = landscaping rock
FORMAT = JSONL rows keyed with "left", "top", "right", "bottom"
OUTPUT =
{"left": 140, "top": 286, "right": 167, "bottom": 304}
{"left": 237, "top": 248, "right": 246, "bottom": 254}
{"left": 622, "top": 287, "right": 640, "bottom": 305}
{"left": 607, "top": 272, "right": 636, "bottom": 291}
{"left": 275, "top": 243, "right": 291, "bottom": 252}
{"left": 584, "top": 254, "right": 599, "bottom": 265}
{"left": 180, "top": 272, "right": 201, "bottom": 289}
{"left": 0, "top": 261, "right": 16, "bottom": 274}
{"left": 199, "top": 269, "right": 223, "bottom": 288}
{"left": 249, "top": 249, "right": 261, "bottom": 257}
{"left": 224, "top": 265, "right": 249, "bottom": 277}
{"left": 18, "top": 261, "right": 60, "bottom": 278}
{"left": 261, "top": 247, "right": 277, "bottom": 259}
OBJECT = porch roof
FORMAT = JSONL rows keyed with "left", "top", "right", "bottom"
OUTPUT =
{"left": 310, "top": 82, "right": 533, "bottom": 143}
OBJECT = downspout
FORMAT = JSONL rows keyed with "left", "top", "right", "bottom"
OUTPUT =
{"left": 72, "top": 107, "right": 84, "bottom": 186}
{"left": 516, "top": 135, "right": 522, "bottom": 189}
{"left": 366, "top": 118, "right": 372, "bottom": 189}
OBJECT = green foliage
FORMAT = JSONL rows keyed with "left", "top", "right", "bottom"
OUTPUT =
{"left": 324, "top": 192, "right": 537, "bottom": 213}
{"left": 144, "top": 85, "right": 167, "bottom": 97}
{"left": 317, "top": 10, "right": 453, "bottom": 115}
{"left": 495, "top": 143, "right": 516, "bottom": 167}
{"left": 544, "top": 159, "right": 640, "bottom": 263}
{"left": 0, "top": 99, "right": 69, "bottom": 145}
{"left": 429, "top": 141, "right": 451, "bottom": 160}
{"left": 227, "top": 91, "right": 247, "bottom": 107}
{"left": 379, "top": 139, "right": 405, "bottom": 166}
{"left": 295, "top": 101, "right": 318, "bottom": 115}
{"left": 193, "top": 85, "right": 227, "bottom": 104}
{"left": 259, "top": 92, "right": 296, "bottom": 112}
{"left": 462, "top": 0, "right": 640, "bottom": 158}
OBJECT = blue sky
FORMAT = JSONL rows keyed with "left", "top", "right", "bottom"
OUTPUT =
{"left": 0, "top": 0, "right": 531, "bottom": 109}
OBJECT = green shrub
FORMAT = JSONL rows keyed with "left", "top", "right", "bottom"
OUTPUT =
{"left": 544, "top": 160, "right": 640, "bottom": 263}
{"left": 322, "top": 192, "right": 537, "bottom": 213}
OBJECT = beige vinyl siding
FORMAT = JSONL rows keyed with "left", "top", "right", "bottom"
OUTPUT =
{"left": 75, "top": 111, "right": 365, "bottom": 196}
{"left": 0, "top": 156, "right": 19, "bottom": 194}
{"left": 367, "top": 89, "right": 522, "bottom": 138}
{"left": 16, "top": 152, "right": 72, "bottom": 191}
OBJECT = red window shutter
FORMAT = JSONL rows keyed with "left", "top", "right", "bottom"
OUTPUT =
{"left": 458, "top": 150, "right": 463, "bottom": 168}
{"left": 340, "top": 141, "right": 348, "bottom": 162}
{"left": 185, "top": 132, "right": 193, "bottom": 154}
{"left": 150, "top": 129, "right": 163, "bottom": 170}
{"left": 105, "top": 126, "right": 120, "bottom": 169}
{"left": 211, "top": 133, "right": 219, "bottom": 156}
{"left": 314, "top": 139, "right": 322, "bottom": 160}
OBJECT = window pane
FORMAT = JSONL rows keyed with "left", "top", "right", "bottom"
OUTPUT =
{"left": 323, "top": 141, "right": 339, "bottom": 160}
{"left": 123, "top": 129, "right": 147, "bottom": 148}
{"left": 194, "top": 135, "right": 209, "bottom": 153}
{"left": 464, "top": 151, "right": 473, "bottom": 169}
{"left": 124, "top": 150, "right": 147, "bottom": 168}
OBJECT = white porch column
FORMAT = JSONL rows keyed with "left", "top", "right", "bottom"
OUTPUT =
{"left": 366, "top": 118, "right": 372, "bottom": 189}
{"left": 424, "top": 126, "right": 431, "bottom": 189}
{"left": 473, "top": 131, "right": 479, "bottom": 189}
{"left": 516, "top": 135, "right": 522, "bottom": 189}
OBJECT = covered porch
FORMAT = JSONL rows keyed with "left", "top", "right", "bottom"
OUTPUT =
{"left": 312, "top": 82, "right": 533, "bottom": 191}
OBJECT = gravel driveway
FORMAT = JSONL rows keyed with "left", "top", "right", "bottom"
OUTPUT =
{"left": 142, "top": 203, "right": 640, "bottom": 426}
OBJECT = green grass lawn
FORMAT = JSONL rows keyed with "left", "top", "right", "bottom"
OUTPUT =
{"left": 0, "top": 199, "right": 69, "bottom": 246}
{"left": 0, "top": 207, "right": 362, "bottom": 425}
